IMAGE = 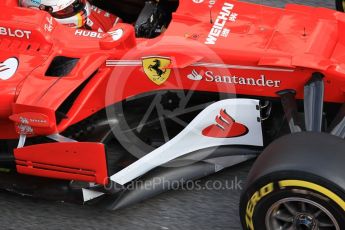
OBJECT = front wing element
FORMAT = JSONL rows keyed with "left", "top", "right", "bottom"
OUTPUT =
{"left": 14, "top": 142, "right": 108, "bottom": 185}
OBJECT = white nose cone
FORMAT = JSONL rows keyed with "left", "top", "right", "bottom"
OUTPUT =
{"left": 0, "top": 58, "right": 19, "bottom": 80}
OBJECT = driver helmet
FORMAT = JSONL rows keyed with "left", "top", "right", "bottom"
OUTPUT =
{"left": 19, "top": 0, "right": 91, "bottom": 28}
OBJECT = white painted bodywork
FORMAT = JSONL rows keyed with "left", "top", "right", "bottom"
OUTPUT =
{"left": 82, "top": 188, "right": 104, "bottom": 202}
{"left": 111, "top": 99, "right": 263, "bottom": 185}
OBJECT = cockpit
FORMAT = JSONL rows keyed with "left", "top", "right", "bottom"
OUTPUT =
{"left": 91, "top": 0, "right": 179, "bottom": 38}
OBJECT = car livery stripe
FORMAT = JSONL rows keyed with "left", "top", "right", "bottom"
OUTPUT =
{"left": 105, "top": 60, "right": 294, "bottom": 72}
{"left": 279, "top": 180, "right": 345, "bottom": 211}
{"left": 106, "top": 60, "right": 141, "bottom": 66}
{"left": 191, "top": 63, "right": 294, "bottom": 72}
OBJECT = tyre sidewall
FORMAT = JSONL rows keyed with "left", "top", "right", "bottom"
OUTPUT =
{"left": 240, "top": 171, "right": 345, "bottom": 230}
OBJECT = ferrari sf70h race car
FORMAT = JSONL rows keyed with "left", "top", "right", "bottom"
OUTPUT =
{"left": 0, "top": 0, "right": 345, "bottom": 229}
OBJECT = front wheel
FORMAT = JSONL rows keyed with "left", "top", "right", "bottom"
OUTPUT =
{"left": 241, "top": 174, "right": 345, "bottom": 230}
{"left": 240, "top": 132, "right": 345, "bottom": 230}
{"left": 264, "top": 193, "right": 340, "bottom": 230}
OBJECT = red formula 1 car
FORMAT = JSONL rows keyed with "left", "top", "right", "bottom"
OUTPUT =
{"left": 1, "top": 0, "right": 345, "bottom": 229}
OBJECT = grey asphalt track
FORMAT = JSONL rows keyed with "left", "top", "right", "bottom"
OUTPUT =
{"left": 1, "top": 1, "right": 335, "bottom": 230}
{"left": 0, "top": 162, "right": 251, "bottom": 230}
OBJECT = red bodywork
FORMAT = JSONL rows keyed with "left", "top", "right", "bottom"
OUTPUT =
{"left": 14, "top": 142, "right": 108, "bottom": 184}
{"left": 0, "top": 0, "right": 344, "bottom": 184}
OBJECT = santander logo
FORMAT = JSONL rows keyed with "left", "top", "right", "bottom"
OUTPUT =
{"left": 186, "top": 69, "right": 281, "bottom": 88}
{"left": 0, "top": 57, "right": 19, "bottom": 80}
{"left": 202, "top": 109, "right": 248, "bottom": 138}
{"left": 187, "top": 69, "right": 203, "bottom": 81}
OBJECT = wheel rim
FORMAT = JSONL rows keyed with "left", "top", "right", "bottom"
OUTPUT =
{"left": 265, "top": 197, "right": 340, "bottom": 230}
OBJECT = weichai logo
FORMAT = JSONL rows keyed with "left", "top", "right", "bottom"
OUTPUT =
{"left": 205, "top": 2, "right": 236, "bottom": 45}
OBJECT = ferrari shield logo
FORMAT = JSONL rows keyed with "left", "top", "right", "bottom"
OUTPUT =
{"left": 142, "top": 57, "right": 171, "bottom": 85}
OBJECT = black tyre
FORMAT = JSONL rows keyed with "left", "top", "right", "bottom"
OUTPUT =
{"left": 336, "top": 0, "right": 345, "bottom": 12}
{"left": 240, "top": 132, "right": 345, "bottom": 230}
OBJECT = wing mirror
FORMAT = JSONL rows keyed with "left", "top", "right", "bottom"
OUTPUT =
{"left": 100, "top": 23, "right": 136, "bottom": 50}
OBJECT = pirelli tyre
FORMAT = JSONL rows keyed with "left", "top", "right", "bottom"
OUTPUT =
{"left": 239, "top": 132, "right": 345, "bottom": 230}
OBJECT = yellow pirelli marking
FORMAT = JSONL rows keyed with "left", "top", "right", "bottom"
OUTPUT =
{"left": 279, "top": 180, "right": 345, "bottom": 211}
